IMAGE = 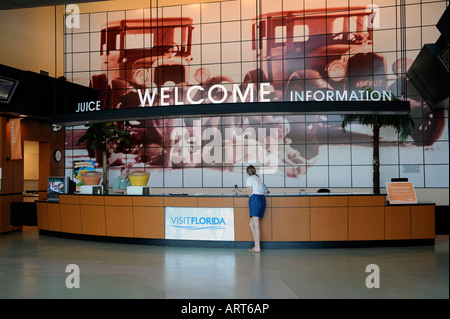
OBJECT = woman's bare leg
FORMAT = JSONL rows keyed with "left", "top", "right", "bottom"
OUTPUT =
{"left": 249, "top": 217, "right": 261, "bottom": 252}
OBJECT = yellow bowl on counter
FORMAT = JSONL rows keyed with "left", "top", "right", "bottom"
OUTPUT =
{"left": 128, "top": 171, "right": 150, "bottom": 186}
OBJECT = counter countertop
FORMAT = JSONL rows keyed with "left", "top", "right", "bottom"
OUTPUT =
{"left": 36, "top": 192, "right": 435, "bottom": 206}
{"left": 62, "top": 192, "right": 383, "bottom": 197}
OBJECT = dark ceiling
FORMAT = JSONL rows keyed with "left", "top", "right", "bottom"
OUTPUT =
{"left": 0, "top": 0, "right": 107, "bottom": 10}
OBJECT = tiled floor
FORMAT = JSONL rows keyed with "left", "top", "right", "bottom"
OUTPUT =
{"left": 0, "top": 229, "right": 448, "bottom": 299}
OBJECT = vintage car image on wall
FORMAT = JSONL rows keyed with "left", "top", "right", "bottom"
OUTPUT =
{"left": 90, "top": 17, "right": 233, "bottom": 109}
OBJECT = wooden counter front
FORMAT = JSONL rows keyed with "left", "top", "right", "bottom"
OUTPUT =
{"left": 36, "top": 194, "right": 435, "bottom": 247}
{"left": 132, "top": 196, "right": 165, "bottom": 239}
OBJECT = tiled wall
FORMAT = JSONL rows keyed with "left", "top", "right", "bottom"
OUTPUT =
{"left": 63, "top": 0, "right": 449, "bottom": 189}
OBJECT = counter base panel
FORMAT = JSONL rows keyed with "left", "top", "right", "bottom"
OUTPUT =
{"left": 37, "top": 195, "right": 435, "bottom": 248}
{"left": 39, "top": 229, "right": 435, "bottom": 249}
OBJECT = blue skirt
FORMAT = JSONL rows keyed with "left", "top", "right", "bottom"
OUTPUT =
{"left": 249, "top": 194, "right": 266, "bottom": 218}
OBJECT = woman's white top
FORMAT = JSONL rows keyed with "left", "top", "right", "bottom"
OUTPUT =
{"left": 246, "top": 175, "right": 264, "bottom": 195}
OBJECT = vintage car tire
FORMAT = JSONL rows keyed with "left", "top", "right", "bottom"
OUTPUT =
{"left": 90, "top": 73, "right": 108, "bottom": 90}
{"left": 409, "top": 104, "right": 446, "bottom": 146}
{"left": 107, "top": 78, "right": 131, "bottom": 109}
{"left": 90, "top": 73, "right": 109, "bottom": 109}
{"left": 205, "top": 75, "right": 234, "bottom": 85}
{"left": 243, "top": 69, "right": 269, "bottom": 83}
{"left": 192, "top": 75, "right": 234, "bottom": 103}
{"left": 285, "top": 70, "right": 328, "bottom": 100}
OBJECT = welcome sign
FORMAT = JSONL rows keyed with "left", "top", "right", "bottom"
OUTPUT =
{"left": 66, "top": 2, "right": 402, "bottom": 113}
{"left": 75, "top": 86, "right": 395, "bottom": 112}
{"left": 165, "top": 207, "right": 235, "bottom": 241}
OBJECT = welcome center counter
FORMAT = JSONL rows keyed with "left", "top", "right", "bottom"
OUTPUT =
{"left": 36, "top": 193, "right": 436, "bottom": 248}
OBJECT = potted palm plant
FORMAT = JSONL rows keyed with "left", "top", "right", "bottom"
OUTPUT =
{"left": 341, "top": 90, "right": 414, "bottom": 194}
{"left": 77, "top": 122, "right": 130, "bottom": 193}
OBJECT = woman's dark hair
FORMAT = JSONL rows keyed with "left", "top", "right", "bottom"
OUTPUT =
{"left": 246, "top": 165, "right": 259, "bottom": 177}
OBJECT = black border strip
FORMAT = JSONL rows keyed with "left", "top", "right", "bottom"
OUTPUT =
{"left": 52, "top": 100, "right": 411, "bottom": 126}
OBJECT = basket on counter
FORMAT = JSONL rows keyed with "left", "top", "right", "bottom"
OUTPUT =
{"left": 81, "top": 171, "right": 102, "bottom": 185}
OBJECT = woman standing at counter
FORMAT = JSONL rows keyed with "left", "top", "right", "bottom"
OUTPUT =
{"left": 236, "top": 165, "right": 266, "bottom": 253}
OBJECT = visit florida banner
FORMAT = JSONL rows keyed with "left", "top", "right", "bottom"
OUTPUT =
{"left": 165, "top": 207, "right": 235, "bottom": 241}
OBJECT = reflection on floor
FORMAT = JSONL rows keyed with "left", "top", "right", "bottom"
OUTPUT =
{"left": 0, "top": 229, "right": 448, "bottom": 299}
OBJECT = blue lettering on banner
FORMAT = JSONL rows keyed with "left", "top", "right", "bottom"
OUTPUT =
{"left": 165, "top": 207, "right": 235, "bottom": 241}
{"left": 170, "top": 216, "right": 226, "bottom": 230}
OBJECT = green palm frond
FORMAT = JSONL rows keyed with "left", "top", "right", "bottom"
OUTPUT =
{"left": 341, "top": 113, "right": 414, "bottom": 142}
{"left": 341, "top": 88, "right": 414, "bottom": 194}
{"left": 77, "top": 122, "right": 130, "bottom": 151}
{"left": 341, "top": 88, "right": 414, "bottom": 142}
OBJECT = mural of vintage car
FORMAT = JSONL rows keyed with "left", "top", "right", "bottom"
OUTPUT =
{"left": 244, "top": 7, "right": 386, "bottom": 99}
{"left": 81, "top": 6, "right": 446, "bottom": 173}
{"left": 244, "top": 6, "right": 445, "bottom": 147}
{"left": 87, "top": 17, "right": 236, "bottom": 168}
{"left": 90, "top": 17, "right": 233, "bottom": 109}
{"left": 240, "top": 7, "right": 385, "bottom": 161}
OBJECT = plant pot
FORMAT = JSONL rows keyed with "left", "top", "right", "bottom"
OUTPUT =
{"left": 81, "top": 171, "right": 102, "bottom": 185}
{"left": 128, "top": 171, "right": 150, "bottom": 186}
